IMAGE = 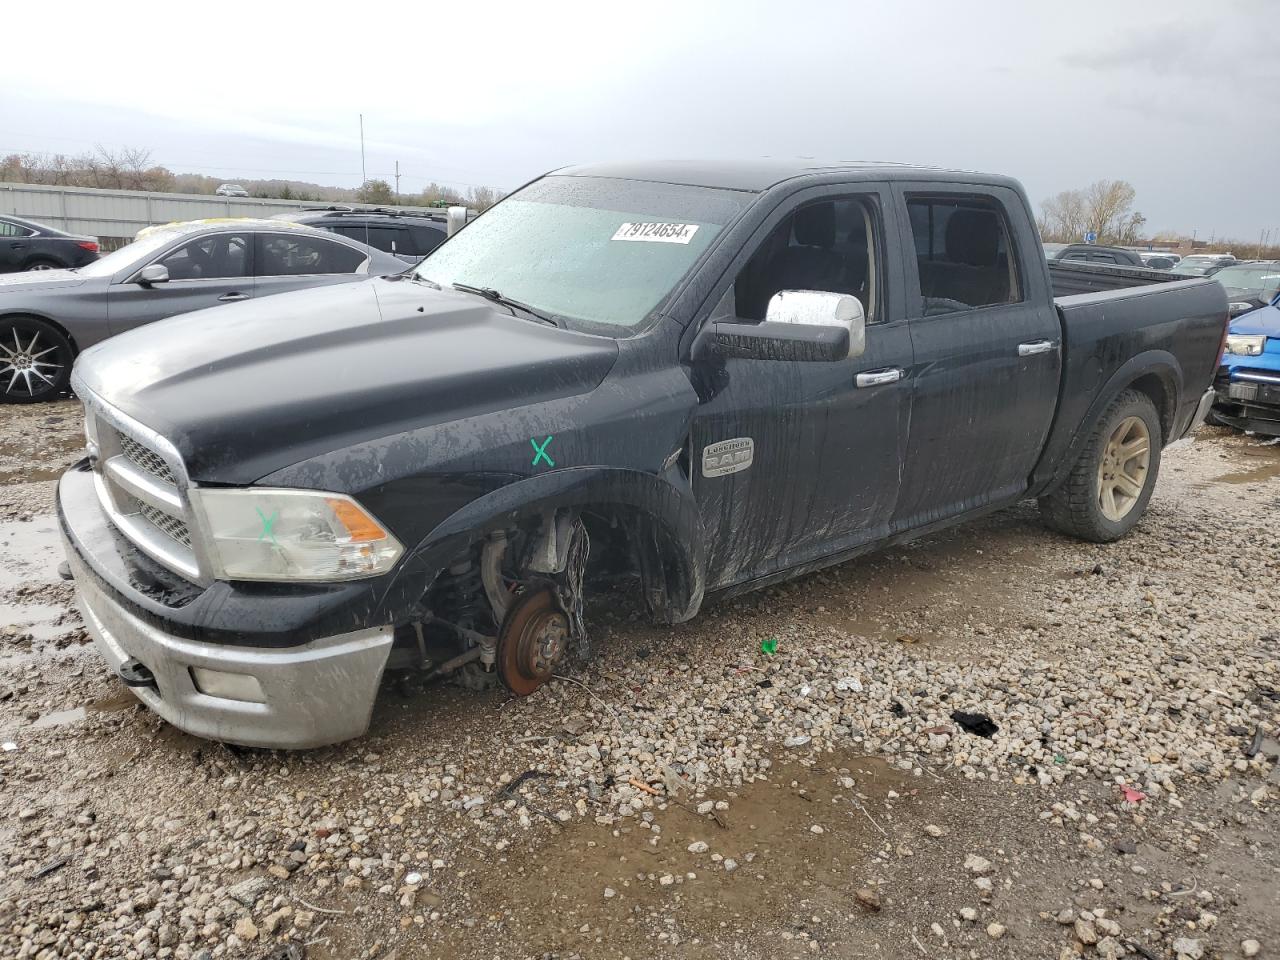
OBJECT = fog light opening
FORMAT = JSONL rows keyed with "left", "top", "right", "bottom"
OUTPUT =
{"left": 189, "top": 667, "right": 265, "bottom": 703}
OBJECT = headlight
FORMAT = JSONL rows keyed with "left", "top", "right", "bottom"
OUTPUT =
{"left": 1225, "top": 334, "right": 1266, "bottom": 356}
{"left": 191, "top": 488, "right": 403, "bottom": 582}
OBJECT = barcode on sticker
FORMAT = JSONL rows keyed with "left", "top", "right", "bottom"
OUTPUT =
{"left": 611, "top": 222, "right": 699, "bottom": 244}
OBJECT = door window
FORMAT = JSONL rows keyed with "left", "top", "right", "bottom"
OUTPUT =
{"left": 255, "top": 234, "right": 367, "bottom": 276}
{"left": 157, "top": 233, "right": 250, "bottom": 280}
{"left": 907, "top": 196, "right": 1022, "bottom": 315}
{"left": 329, "top": 224, "right": 412, "bottom": 256}
{"left": 410, "top": 224, "right": 446, "bottom": 255}
{"left": 0, "top": 220, "right": 36, "bottom": 238}
{"left": 729, "top": 197, "right": 880, "bottom": 322}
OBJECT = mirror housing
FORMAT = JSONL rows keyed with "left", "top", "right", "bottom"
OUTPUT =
{"left": 446, "top": 206, "right": 468, "bottom": 237}
{"left": 137, "top": 264, "right": 170, "bottom": 286}
{"left": 713, "top": 290, "right": 866, "bottom": 362}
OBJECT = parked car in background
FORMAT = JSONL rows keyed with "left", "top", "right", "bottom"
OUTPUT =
{"left": 1175, "top": 254, "right": 1236, "bottom": 277}
{"left": 215, "top": 183, "right": 249, "bottom": 197}
{"left": 1210, "top": 262, "right": 1280, "bottom": 317}
{"left": 1049, "top": 243, "right": 1146, "bottom": 267}
{"left": 1042, "top": 242, "right": 1067, "bottom": 259}
{"left": 0, "top": 219, "right": 403, "bottom": 402}
{"left": 0, "top": 215, "right": 100, "bottom": 273}
{"left": 1138, "top": 252, "right": 1178, "bottom": 270}
{"left": 56, "top": 159, "right": 1226, "bottom": 747}
{"left": 1209, "top": 295, "right": 1280, "bottom": 435}
{"left": 274, "top": 206, "right": 456, "bottom": 262}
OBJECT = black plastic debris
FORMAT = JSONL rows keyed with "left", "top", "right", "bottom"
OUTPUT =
{"left": 1245, "top": 725, "right": 1264, "bottom": 758}
{"left": 890, "top": 701, "right": 906, "bottom": 718}
{"left": 756, "top": 679, "right": 773, "bottom": 689}
{"left": 950, "top": 710, "right": 999, "bottom": 738}
{"left": 28, "top": 856, "right": 68, "bottom": 881}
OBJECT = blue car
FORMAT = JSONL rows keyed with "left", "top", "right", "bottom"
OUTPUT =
{"left": 1211, "top": 293, "right": 1280, "bottom": 435}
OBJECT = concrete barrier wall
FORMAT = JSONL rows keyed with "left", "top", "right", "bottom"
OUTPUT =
{"left": 0, "top": 182, "right": 349, "bottom": 242}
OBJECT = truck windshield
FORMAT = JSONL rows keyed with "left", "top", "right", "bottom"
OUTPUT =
{"left": 413, "top": 175, "right": 750, "bottom": 335}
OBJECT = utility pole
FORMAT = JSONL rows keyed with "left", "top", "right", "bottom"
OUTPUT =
{"left": 394, "top": 161, "right": 400, "bottom": 204}
{"left": 359, "top": 114, "right": 367, "bottom": 187}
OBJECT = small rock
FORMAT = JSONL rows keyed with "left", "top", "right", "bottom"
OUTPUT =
{"left": 233, "top": 917, "right": 258, "bottom": 941}
{"left": 1172, "top": 937, "right": 1203, "bottom": 960}
{"left": 810, "top": 824, "right": 825, "bottom": 835}
{"left": 986, "top": 923, "right": 1006, "bottom": 940}
{"left": 959, "top": 907, "right": 978, "bottom": 922}
{"left": 687, "top": 841, "right": 709, "bottom": 854}
{"left": 1075, "top": 918, "right": 1098, "bottom": 945}
{"left": 1055, "top": 908, "right": 1076, "bottom": 925}
{"left": 1241, "top": 940, "right": 1260, "bottom": 958}
{"left": 696, "top": 801, "right": 714, "bottom": 815}
{"left": 924, "top": 824, "right": 945, "bottom": 838}
{"left": 603, "top": 887, "right": 617, "bottom": 899}
{"left": 855, "top": 888, "right": 881, "bottom": 912}
{"left": 964, "top": 854, "right": 993, "bottom": 875}
{"left": 723, "top": 859, "right": 738, "bottom": 873}
{"left": 227, "top": 877, "right": 270, "bottom": 908}
{"left": 659, "top": 874, "right": 674, "bottom": 886}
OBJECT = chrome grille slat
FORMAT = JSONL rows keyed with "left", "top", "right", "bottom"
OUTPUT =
{"left": 76, "top": 376, "right": 208, "bottom": 586}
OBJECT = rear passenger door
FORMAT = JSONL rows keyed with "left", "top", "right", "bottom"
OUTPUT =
{"left": 252, "top": 232, "right": 371, "bottom": 299}
{"left": 890, "top": 184, "right": 1061, "bottom": 528}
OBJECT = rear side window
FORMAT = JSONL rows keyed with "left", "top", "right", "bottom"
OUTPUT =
{"left": 0, "top": 220, "right": 35, "bottom": 238}
{"left": 158, "top": 233, "right": 251, "bottom": 280}
{"left": 907, "top": 197, "right": 1022, "bottom": 316}
{"left": 255, "top": 233, "right": 366, "bottom": 276}
{"left": 410, "top": 224, "right": 446, "bottom": 255}
{"left": 329, "top": 224, "right": 412, "bottom": 256}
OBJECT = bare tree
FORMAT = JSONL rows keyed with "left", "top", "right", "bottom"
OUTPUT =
{"left": 1039, "top": 180, "right": 1144, "bottom": 245}
{"left": 1039, "top": 189, "right": 1087, "bottom": 242}
{"left": 1083, "top": 180, "right": 1138, "bottom": 243}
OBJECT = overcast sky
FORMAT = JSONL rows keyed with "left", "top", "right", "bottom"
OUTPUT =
{"left": 5, "top": 0, "right": 1277, "bottom": 240}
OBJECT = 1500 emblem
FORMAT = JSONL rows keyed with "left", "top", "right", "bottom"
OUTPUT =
{"left": 702, "top": 437, "right": 754, "bottom": 477}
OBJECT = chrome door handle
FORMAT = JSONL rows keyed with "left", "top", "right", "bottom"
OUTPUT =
{"left": 217, "top": 292, "right": 250, "bottom": 302}
{"left": 1018, "top": 339, "right": 1057, "bottom": 357}
{"left": 855, "top": 368, "right": 904, "bottom": 388}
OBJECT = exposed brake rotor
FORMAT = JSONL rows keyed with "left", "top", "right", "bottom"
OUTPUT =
{"left": 496, "top": 587, "right": 569, "bottom": 696}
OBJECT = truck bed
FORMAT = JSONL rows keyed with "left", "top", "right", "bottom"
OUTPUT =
{"left": 1031, "top": 272, "right": 1227, "bottom": 494}
{"left": 1048, "top": 259, "right": 1185, "bottom": 297}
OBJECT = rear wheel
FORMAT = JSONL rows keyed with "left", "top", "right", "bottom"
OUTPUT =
{"left": 1039, "top": 389, "right": 1162, "bottom": 543}
{"left": 23, "top": 258, "right": 62, "bottom": 271}
{"left": 0, "top": 316, "right": 74, "bottom": 403}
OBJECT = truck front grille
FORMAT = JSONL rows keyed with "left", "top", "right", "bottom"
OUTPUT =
{"left": 119, "top": 433, "right": 176, "bottom": 484}
{"left": 81, "top": 392, "right": 205, "bottom": 585}
{"left": 138, "top": 502, "right": 193, "bottom": 548}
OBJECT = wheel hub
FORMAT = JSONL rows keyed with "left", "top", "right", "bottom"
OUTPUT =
{"left": 496, "top": 588, "right": 569, "bottom": 696}
{"left": 1097, "top": 415, "right": 1151, "bottom": 522}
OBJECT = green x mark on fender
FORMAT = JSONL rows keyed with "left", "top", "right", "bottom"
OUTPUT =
{"left": 256, "top": 507, "right": 279, "bottom": 545}
{"left": 531, "top": 435, "right": 555, "bottom": 468}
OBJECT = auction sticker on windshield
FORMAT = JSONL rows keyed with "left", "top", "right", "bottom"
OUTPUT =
{"left": 612, "top": 222, "right": 700, "bottom": 244}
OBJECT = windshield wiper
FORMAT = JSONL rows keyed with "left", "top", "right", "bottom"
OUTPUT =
{"left": 451, "top": 282, "right": 560, "bottom": 327}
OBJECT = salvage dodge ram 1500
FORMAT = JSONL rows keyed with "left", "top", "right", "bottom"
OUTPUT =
{"left": 57, "top": 161, "right": 1227, "bottom": 748}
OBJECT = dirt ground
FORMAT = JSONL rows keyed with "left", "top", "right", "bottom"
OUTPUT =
{"left": 0, "top": 400, "right": 1277, "bottom": 960}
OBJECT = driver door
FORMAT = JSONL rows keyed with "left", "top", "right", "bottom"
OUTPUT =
{"left": 689, "top": 184, "right": 914, "bottom": 591}
{"left": 107, "top": 231, "right": 253, "bottom": 335}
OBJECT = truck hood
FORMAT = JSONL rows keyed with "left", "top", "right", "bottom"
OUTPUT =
{"left": 1230, "top": 302, "right": 1280, "bottom": 338}
{"left": 74, "top": 277, "right": 620, "bottom": 484}
{"left": 0, "top": 268, "right": 88, "bottom": 293}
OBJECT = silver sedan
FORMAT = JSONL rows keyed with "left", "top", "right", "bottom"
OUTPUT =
{"left": 0, "top": 219, "right": 406, "bottom": 402}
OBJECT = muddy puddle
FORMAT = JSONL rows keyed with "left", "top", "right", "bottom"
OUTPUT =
{"left": 0, "top": 516, "right": 63, "bottom": 590}
{"left": 29, "top": 689, "right": 135, "bottom": 730}
{"left": 1201, "top": 431, "right": 1280, "bottom": 486}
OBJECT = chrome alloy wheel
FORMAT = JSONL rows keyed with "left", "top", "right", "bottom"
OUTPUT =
{"left": 0, "top": 327, "right": 65, "bottom": 399}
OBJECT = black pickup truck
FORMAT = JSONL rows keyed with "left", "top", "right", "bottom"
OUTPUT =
{"left": 57, "top": 160, "right": 1226, "bottom": 748}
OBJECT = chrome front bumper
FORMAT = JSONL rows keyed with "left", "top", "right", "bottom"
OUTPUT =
{"left": 67, "top": 544, "right": 395, "bottom": 749}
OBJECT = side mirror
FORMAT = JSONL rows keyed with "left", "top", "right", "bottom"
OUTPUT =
{"left": 713, "top": 291, "right": 866, "bottom": 362}
{"left": 137, "top": 264, "right": 169, "bottom": 286}
{"left": 446, "top": 206, "right": 468, "bottom": 237}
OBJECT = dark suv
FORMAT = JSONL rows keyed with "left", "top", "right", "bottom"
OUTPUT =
{"left": 275, "top": 207, "right": 451, "bottom": 262}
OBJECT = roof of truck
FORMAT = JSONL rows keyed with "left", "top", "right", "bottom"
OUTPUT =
{"left": 552, "top": 159, "right": 1020, "bottom": 193}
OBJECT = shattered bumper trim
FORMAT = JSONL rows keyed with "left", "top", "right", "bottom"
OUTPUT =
{"left": 66, "top": 543, "right": 394, "bottom": 749}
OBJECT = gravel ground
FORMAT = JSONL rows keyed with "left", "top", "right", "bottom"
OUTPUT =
{"left": 0, "top": 401, "right": 1277, "bottom": 960}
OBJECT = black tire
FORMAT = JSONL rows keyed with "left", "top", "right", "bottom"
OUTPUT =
{"left": 23, "top": 258, "right": 64, "bottom": 271}
{"left": 0, "top": 316, "right": 75, "bottom": 403}
{"left": 1038, "top": 389, "right": 1162, "bottom": 543}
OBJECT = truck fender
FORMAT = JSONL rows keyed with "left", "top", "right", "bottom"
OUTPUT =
{"left": 1036, "top": 350, "right": 1183, "bottom": 496}
{"left": 378, "top": 466, "right": 706, "bottom": 626}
